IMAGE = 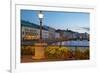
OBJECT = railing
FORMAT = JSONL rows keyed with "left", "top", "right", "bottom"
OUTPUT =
{"left": 22, "top": 37, "right": 89, "bottom": 45}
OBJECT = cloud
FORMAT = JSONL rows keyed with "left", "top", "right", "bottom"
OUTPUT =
{"left": 80, "top": 27, "right": 90, "bottom": 31}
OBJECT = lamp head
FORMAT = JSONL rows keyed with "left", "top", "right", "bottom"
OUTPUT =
{"left": 38, "top": 11, "right": 44, "bottom": 19}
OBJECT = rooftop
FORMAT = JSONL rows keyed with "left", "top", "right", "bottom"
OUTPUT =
{"left": 21, "top": 20, "right": 48, "bottom": 31}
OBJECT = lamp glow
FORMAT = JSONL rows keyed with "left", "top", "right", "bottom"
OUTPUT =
{"left": 38, "top": 11, "right": 44, "bottom": 19}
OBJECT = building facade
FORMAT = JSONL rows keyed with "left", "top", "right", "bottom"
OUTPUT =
{"left": 21, "top": 20, "right": 89, "bottom": 42}
{"left": 21, "top": 20, "right": 49, "bottom": 40}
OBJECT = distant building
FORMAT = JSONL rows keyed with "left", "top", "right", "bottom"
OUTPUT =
{"left": 21, "top": 20, "right": 89, "bottom": 41}
{"left": 79, "top": 32, "right": 89, "bottom": 40}
{"left": 43, "top": 25, "right": 60, "bottom": 39}
{"left": 56, "top": 29, "right": 76, "bottom": 38}
{"left": 56, "top": 29, "right": 89, "bottom": 40}
{"left": 21, "top": 20, "right": 49, "bottom": 40}
{"left": 55, "top": 32, "right": 60, "bottom": 38}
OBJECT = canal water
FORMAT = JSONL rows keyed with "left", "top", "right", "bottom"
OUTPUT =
{"left": 52, "top": 40, "right": 89, "bottom": 51}
{"left": 61, "top": 40, "right": 89, "bottom": 46}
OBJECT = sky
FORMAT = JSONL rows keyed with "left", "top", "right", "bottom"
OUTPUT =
{"left": 21, "top": 10, "right": 90, "bottom": 33}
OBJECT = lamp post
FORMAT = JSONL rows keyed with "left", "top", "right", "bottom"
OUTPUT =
{"left": 38, "top": 11, "right": 44, "bottom": 42}
{"left": 32, "top": 11, "right": 47, "bottom": 60}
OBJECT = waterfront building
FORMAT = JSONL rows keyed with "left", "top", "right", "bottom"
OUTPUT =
{"left": 21, "top": 20, "right": 49, "bottom": 40}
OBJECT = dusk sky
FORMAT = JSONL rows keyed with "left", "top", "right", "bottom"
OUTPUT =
{"left": 21, "top": 10, "right": 90, "bottom": 33}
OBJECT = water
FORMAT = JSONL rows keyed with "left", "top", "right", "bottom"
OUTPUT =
{"left": 54, "top": 40, "right": 89, "bottom": 47}
{"left": 53, "top": 40, "right": 89, "bottom": 51}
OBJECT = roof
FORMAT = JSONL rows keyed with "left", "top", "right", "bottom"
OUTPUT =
{"left": 56, "top": 29, "right": 77, "bottom": 33}
{"left": 21, "top": 20, "right": 48, "bottom": 31}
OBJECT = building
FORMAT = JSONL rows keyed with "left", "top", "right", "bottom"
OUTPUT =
{"left": 55, "top": 29, "right": 89, "bottom": 40}
{"left": 56, "top": 29, "right": 75, "bottom": 38}
{"left": 43, "top": 25, "right": 58, "bottom": 39}
{"left": 79, "top": 32, "right": 89, "bottom": 40}
{"left": 55, "top": 32, "right": 60, "bottom": 38}
{"left": 21, "top": 20, "right": 89, "bottom": 42}
{"left": 21, "top": 20, "right": 49, "bottom": 40}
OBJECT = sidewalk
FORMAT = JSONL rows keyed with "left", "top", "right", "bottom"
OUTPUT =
{"left": 21, "top": 55, "right": 75, "bottom": 63}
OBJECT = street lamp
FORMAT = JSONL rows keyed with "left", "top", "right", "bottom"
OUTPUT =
{"left": 32, "top": 11, "right": 47, "bottom": 59}
{"left": 38, "top": 11, "right": 44, "bottom": 42}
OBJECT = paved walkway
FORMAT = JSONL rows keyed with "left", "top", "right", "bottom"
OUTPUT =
{"left": 21, "top": 55, "right": 75, "bottom": 63}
